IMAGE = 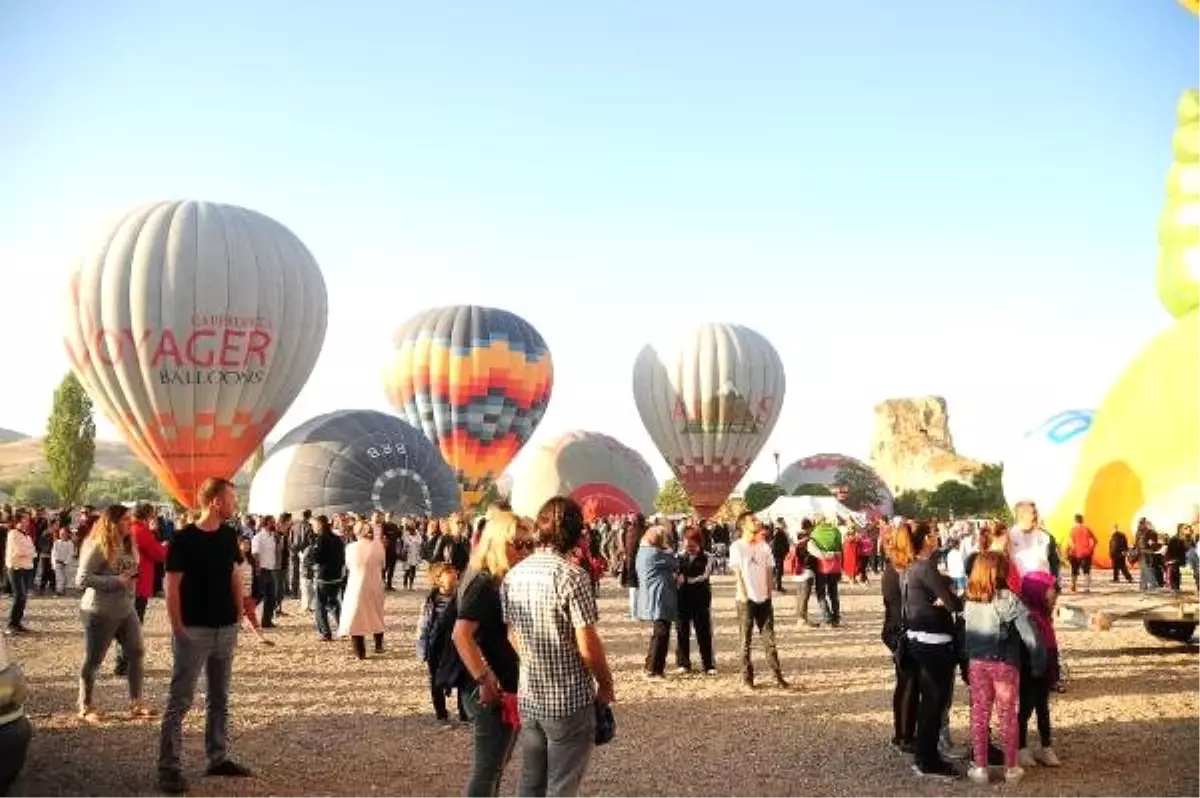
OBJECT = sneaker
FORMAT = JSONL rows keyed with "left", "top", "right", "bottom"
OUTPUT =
{"left": 773, "top": 674, "right": 790, "bottom": 689}
{"left": 158, "top": 770, "right": 189, "bottom": 795}
{"left": 675, "top": 666, "right": 690, "bottom": 674}
{"left": 705, "top": 668, "right": 718, "bottom": 676}
{"left": 1018, "top": 748, "right": 1038, "bottom": 768}
{"left": 1035, "top": 747, "right": 1061, "bottom": 767}
{"left": 889, "top": 737, "right": 915, "bottom": 755}
{"left": 1005, "top": 766, "right": 1025, "bottom": 782}
{"left": 967, "top": 766, "right": 989, "bottom": 785}
{"left": 205, "top": 759, "right": 252, "bottom": 778}
{"left": 742, "top": 676, "right": 755, "bottom": 690}
{"left": 911, "top": 760, "right": 960, "bottom": 780}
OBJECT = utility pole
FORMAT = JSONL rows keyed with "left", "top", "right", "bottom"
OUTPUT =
{"left": 773, "top": 451, "right": 781, "bottom": 482}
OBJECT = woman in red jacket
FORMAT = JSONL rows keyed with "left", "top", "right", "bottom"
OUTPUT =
{"left": 115, "top": 504, "right": 167, "bottom": 677}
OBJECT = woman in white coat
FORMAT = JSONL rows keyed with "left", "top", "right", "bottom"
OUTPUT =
{"left": 338, "top": 520, "right": 387, "bottom": 659}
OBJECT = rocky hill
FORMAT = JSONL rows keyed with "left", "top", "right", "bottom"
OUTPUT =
{"left": 869, "top": 396, "right": 983, "bottom": 494}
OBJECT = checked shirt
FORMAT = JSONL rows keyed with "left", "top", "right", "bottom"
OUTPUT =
{"left": 501, "top": 548, "right": 599, "bottom": 721}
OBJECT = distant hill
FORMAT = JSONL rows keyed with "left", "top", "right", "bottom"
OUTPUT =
{"left": 0, "top": 436, "right": 274, "bottom": 484}
{"left": 0, "top": 428, "right": 28, "bottom": 444}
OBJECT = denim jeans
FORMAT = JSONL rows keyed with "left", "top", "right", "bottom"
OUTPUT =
{"left": 462, "top": 686, "right": 518, "bottom": 797}
{"left": 80, "top": 609, "right": 144, "bottom": 709}
{"left": 5, "top": 568, "right": 33, "bottom": 628}
{"left": 314, "top": 581, "right": 342, "bottom": 639}
{"left": 814, "top": 572, "right": 841, "bottom": 625}
{"left": 517, "top": 703, "right": 596, "bottom": 797}
{"left": 157, "top": 625, "right": 238, "bottom": 774}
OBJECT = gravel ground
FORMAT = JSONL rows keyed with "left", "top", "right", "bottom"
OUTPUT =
{"left": 5, "top": 577, "right": 1198, "bottom": 796}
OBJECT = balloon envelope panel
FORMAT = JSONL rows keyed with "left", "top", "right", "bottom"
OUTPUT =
{"left": 61, "top": 201, "right": 328, "bottom": 506}
{"left": 1002, "top": 409, "right": 1094, "bottom": 520}
{"left": 633, "top": 323, "right": 785, "bottom": 515}
{"left": 777, "top": 453, "right": 894, "bottom": 517}
{"left": 510, "top": 430, "right": 657, "bottom": 519}
{"left": 249, "top": 409, "right": 461, "bottom": 518}
{"left": 383, "top": 306, "right": 553, "bottom": 507}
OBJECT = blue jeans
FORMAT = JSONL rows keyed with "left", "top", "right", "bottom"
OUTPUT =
{"left": 517, "top": 703, "right": 596, "bottom": 797}
{"left": 815, "top": 572, "right": 841, "bottom": 625}
{"left": 6, "top": 568, "right": 33, "bottom": 629}
{"left": 462, "top": 687, "right": 518, "bottom": 796}
{"left": 157, "top": 625, "right": 238, "bottom": 774}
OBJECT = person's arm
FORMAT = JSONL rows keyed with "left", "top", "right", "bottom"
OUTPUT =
{"left": 687, "top": 555, "right": 714, "bottom": 584}
{"left": 76, "top": 544, "right": 129, "bottom": 592}
{"left": 1009, "top": 597, "right": 1047, "bottom": 675}
{"left": 452, "top": 619, "right": 502, "bottom": 704}
{"left": 164, "top": 571, "right": 186, "bottom": 638}
{"left": 921, "top": 561, "right": 963, "bottom": 612}
{"left": 139, "top": 529, "right": 167, "bottom": 564}
{"left": 564, "top": 568, "right": 614, "bottom": 703}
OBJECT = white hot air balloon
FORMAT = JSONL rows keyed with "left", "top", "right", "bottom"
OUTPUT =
{"left": 1002, "top": 409, "right": 1094, "bottom": 520}
{"left": 633, "top": 323, "right": 786, "bottom": 517}
{"left": 62, "top": 201, "right": 328, "bottom": 507}
{"left": 510, "top": 429, "right": 658, "bottom": 520}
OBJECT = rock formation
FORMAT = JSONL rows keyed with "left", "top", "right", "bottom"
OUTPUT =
{"left": 869, "top": 396, "right": 983, "bottom": 494}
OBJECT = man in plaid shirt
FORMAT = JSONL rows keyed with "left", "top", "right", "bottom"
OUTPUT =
{"left": 503, "top": 497, "right": 615, "bottom": 797}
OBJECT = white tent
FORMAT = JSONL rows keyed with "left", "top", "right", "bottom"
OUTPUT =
{"left": 756, "top": 495, "right": 866, "bottom": 535}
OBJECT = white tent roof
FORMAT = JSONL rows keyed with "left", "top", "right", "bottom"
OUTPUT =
{"left": 756, "top": 495, "right": 866, "bottom": 533}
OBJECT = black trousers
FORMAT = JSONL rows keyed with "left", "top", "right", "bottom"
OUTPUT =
{"left": 1018, "top": 673, "right": 1052, "bottom": 748}
{"left": 1112, "top": 557, "right": 1132, "bottom": 582}
{"left": 676, "top": 600, "right": 714, "bottom": 671}
{"left": 384, "top": 554, "right": 398, "bottom": 589}
{"left": 289, "top": 556, "right": 302, "bottom": 598}
{"left": 892, "top": 651, "right": 919, "bottom": 744}
{"left": 37, "top": 558, "right": 55, "bottom": 593}
{"left": 645, "top": 620, "right": 671, "bottom": 676}
{"left": 403, "top": 565, "right": 418, "bottom": 590}
{"left": 352, "top": 633, "right": 385, "bottom": 659}
{"left": 429, "top": 663, "right": 467, "bottom": 721}
{"left": 909, "top": 640, "right": 955, "bottom": 769}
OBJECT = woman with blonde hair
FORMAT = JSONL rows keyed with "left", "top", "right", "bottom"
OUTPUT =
{"left": 338, "top": 519, "right": 386, "bottom": 659}
{"left": 452, "top": 510, "right": 535, "bottom": 796}
{"left": 76, "top": 504, "right": 154, "bottom": 723}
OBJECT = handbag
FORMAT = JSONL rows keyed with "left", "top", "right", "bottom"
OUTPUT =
{"left": 594, "top": 701, "right": 616, "bottom": 745}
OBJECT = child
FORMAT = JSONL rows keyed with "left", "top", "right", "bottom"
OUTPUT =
{"left": 416, "top": 562, "right": 465, "bottom": 724}
{"left": 946, "top": 538, "right": 967, "bottom": 593}
{"left": 236, "top": 537, "right": 275, "bottom": 646}
{"left": 1016, "top": 572, "right": 1060, "bottom": 767}
{"left": 52, "top": 527, "right": 75, "bottom": 597}
{"left": 964, "top": 551, "right": 1044, "bottom": 784}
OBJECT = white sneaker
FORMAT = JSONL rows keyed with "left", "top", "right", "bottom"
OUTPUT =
{"left": 675, "top": 666, "right": 689, "bottom": 674}
{"left": 1005, "top": 766, "right": 1025, "bottom": 782}
{"left": 705, "top": 668, "right": 718, "bottom": 676}
{"left": 1018, "top": 748, "right": 1038, "bottom": 768}
{"left": 967, "top": 766, "right": 989, "bottom": 784}
{"left": 1036, "top": 747, "right": 1061, "bottom": 767}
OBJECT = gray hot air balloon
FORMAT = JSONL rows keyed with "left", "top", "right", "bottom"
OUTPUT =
{"left": 248, "top": 410, "right": 462, "bottom": 518}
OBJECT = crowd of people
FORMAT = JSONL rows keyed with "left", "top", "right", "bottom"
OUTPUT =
{"left": 1, "top": 490, "right": 1197, "bottom": 794}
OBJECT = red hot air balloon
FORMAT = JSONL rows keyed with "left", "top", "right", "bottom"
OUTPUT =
{"left": 61, "top": 201, "right": 328, "bottom": 506}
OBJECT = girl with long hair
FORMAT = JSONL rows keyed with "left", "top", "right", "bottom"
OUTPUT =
{"left": 76, "top": 504, "right": 154, "bottom": 723}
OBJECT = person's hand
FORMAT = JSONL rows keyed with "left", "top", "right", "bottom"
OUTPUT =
{"left": 478, "top": 675, "right": 502, "bottom": 706}
{"left": 596, "top": 679, "right": 615, "bottom": 706}
{"left": 675, "top": 574, "right": 684, "bottom": 586}
{"left": 116, "top": 574, "right": 133, "bottom": 589}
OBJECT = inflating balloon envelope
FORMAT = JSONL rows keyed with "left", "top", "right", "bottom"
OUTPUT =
{"left": 248, "top": 409, "right": 461, "bottom": 518}
{"left": 61, "top": 201, "right": 328, "bottom": 507}
{"left": 633, "top": 323, "right": 785, "bottom": 517}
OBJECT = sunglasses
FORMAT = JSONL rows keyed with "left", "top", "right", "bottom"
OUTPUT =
{"left": 512, "top": 539, "right": 536, "bottom": 552}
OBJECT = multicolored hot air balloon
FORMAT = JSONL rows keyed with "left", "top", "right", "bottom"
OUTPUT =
{"left": 777, "top": 453, "right": 894, "bottom": 519}
{"left": 383, "top": 306, "right": 553, "bottom": 508}
{"left": 248, "top": 410, "right": 461, "bottom": 518}
{"left": 61, "top": 201, "right": 328, "bottom": 507}
{"left": 510, "top": 430, "right": 658, "bottom": 520}
{"left": 633, "top": 323, "right": 785, "bottom": 517}
{"left": 1002, "top": 410, "right": 1095, "bottom": 520}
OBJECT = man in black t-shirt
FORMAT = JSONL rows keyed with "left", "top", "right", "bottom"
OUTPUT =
{"left": 157, "top": 477, "right": 251, "bottom": 795}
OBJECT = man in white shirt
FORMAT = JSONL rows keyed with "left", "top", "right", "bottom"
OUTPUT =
{"left": 250, "top": 524, "right": 278, "bottom": 628}
{"left": 728, "top": 512, "right": 788, "bottom": 690}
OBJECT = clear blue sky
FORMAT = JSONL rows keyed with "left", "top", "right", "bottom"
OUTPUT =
{"left": 1, "top": 1, "right": 1196, "bottom": 487}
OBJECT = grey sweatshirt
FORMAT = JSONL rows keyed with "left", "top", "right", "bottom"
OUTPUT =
{"left": 77, "top": 540, "right": 137, "bottom": 618}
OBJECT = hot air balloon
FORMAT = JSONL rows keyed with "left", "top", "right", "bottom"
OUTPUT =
{"left": 1002, "top": 409, "right": 1094, "bottom": 523}
{"left": 510, "top": 430, "right": 658, "bottom": 520}
{"left": 777, "top": 453, "right": 894, "bottom": 518}
{"left": 633, "top": 323, "right": 785, "bottom": 517}
{"left": 62, "top": 201, "right": 328, "bottom": 507}
{"left": 383, "top": 306, "right": 553, "bottom": 508}
{"left": 248, "top": 410, "right": 461, "bottom": 518}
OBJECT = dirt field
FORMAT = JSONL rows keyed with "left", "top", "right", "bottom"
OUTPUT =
{"left": 6, "top": 577, "right": 1198, "bottom": 796}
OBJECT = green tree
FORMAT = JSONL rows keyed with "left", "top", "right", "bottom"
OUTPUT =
{"left": 12, "top": 473, "right": 59, "bottom": 506}
{"left": 893, "top": 489, "right": 930, "bottom": 519}
{"left": 833, "top": 461, "right": 886, "bottom": 511}
{"left": 970, "top": 463, "right": 1010, "bottom": 518}
{"left": 743, "top": 481, "right": 784, "bottom": 513}
{"left": 44, "top": 372, "right": 95, "bottom": 507}
{"left": 927, "top": 480, "right": 981, "bottom": 519}
{"left": 792, "top": 483, "right": 832, "bottom": 497}
{"left": 654, "top": 479, "right": 694, "bottom": 515}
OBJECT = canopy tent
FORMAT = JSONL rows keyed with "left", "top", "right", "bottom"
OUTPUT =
{"left": 756, "top": 495, "right": 867, "bottom": 534}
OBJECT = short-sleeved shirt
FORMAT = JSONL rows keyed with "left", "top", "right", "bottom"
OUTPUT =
{"left": 729, "top": 538, "right": 775, "bottom": 603}
{"left": 501, "top": 549, "right": 598, "bottom": 720}
{"left": 458, "top": 567, "right": 520, "bottom": 693}
{"left": 166, "top": 523, "right": 239, "bottom": 628}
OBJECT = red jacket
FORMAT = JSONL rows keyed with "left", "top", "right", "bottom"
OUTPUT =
{"left": 132, "top": 521, "right": 167, "bottom": 599}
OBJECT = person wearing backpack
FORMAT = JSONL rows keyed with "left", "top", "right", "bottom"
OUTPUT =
{"left": 807, "top": 515, "right": 843, "bottom": 627}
